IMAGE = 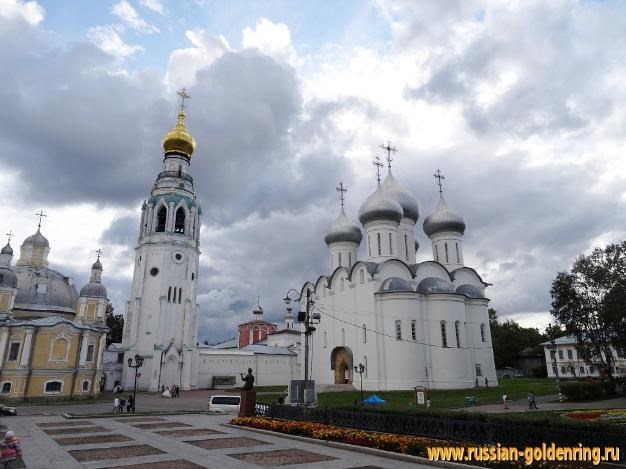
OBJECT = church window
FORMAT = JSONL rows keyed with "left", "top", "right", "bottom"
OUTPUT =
{"left": 168, "top": 287, "right": 172, "bottom": 302}
{"left": 44, "top": 381, "right": 62, "bottom": 393}
{"left": 86, "top": 344, "right": 94, "bottom": 362}
{"left": 174, "top": 207, "right": 186, "bottom": 234}
{"left": 389, "top": 233, "right": 393, "bottom": 254}
{"left": 395, "top": 320, "right": 402, "bottom": 340}
{"left": 561, "top": 365, "right": 566, "bottom": 374}
{"left": 411, "top": 320, "right": 416, "bottom": 341}
{"left": 475, "top": 364, "right": 482, "bottom": 377}
{"left": 441, "top": 321, "right": 448, "bottom": 347}
{"left": 178, "top": 288, "right": 182, "bottom": 303}
{"left": 0, "top": 382, "right": 11, "bottom": 393}
{"left": 455, "top": 321, "right": 461, "bottom": 348}
{"left": 368, "top": 236, "right": 371, "bottom": 257}
{"left": 359, "top": 270, "right": 364, "bottom": 284}
{"left": 156, "top": 206, "right": 167, "bottom": 232}
{"left": 480, "top": 323, "right": 486, "bottom": 342}
{"left": 405, "top": 235, "right": 408, "bottom": 260}
{"left": 445, "top": 243, "right": 449, "bottom": 263}
{"left": 338, "top": 252, "right": 342, "bottom": 267}
{"left": 150, "top": 267, "right": 159, "bottom": 276}
{"left": 434, "top": 244, "right": 439, "bottom": 261}
{"left": 117, "top": 353, "right": 124, "bottom": 364}
{"left": 191, "top": 273, "right": 195, "bottom": 281}
{"left": 348, "top": 252, "right": 352, "bottom": 267}
{"left": 377, "top": 233, "right": 381, "bottom": 255}
{"left": 567, "top": 349, "right": 573, "bottom": 360}
{"left": 558, "top": 350, "right": 563, "bottom": 360}
{"left": 82, "top": 380, "right": 90, "bottom": 391}
{"left": 8, "top": 343, "right": 19, "bottom": 361}
{"left": 177, "top": 165, "right": 182, "bottom": 177}
{"left": 456, "top": 243, "right": 460, "bottom": 263}
{"left": 362, "top": 324, "right": 367, "bottom": 343}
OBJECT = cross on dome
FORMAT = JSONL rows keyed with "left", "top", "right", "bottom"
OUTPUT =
{"left": 434, "top": 169, "right": 445, "bottom": 195}
{"left": 177, "top": 88, "right": 190, "bottom": 111}
{"left": 6, "top": 230, "right": 13, "bottom": 244}
{"left": 372, "top": 156, "right": 384, "bottom": 184}
{"left": 336, "top": 181, "right": 347, "bottom": 209}
{"left": 96, "top": 248, "right": 103, "bottom": 260}
{"left": 380, "top": 140, "right": 398, "bottom": 169}
{"left": 35, "top": 210, "right": 47, "bottom": 229}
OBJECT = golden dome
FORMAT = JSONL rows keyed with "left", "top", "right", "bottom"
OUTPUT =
{"left": 161, "top": 110, "right": 196, "bottom": 157}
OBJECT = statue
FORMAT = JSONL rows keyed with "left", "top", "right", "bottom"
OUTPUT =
{"left": 241, "top": 368, "right": 254, "bottom": 390}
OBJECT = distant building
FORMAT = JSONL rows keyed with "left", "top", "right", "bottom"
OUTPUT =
{"left": 541, "top": 336, "right": 625, "bottom": 379}
{"left": 0, "top": 229, "right": 108, "bottom": 399}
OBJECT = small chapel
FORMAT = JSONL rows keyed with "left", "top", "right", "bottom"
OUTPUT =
{"left": 0, "top": 221, "right": 109, "bottom": 399}
{"left": 299, "top": 148, "right": 497, "bottom": 390}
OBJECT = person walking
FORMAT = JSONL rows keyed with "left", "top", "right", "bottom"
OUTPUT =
{"left": 128, "top": 394, "right": 135, "bottom": 413}
{"left": 126, "top": 395, "right": 133, "bottom": 413}
{"left": 119, "top": 397, "right": 126, "bottom": 413}
{"left": 502, "top": 393, "right": 509, "bottom": 410}
{"left": 529, "top": 391, "right": 538, "bottom": 410}
{"left": 113, "top": 397, "right": 120, "bottom": 414}
{"left": 1, "top": 431, "right": 22, "bottom": 469}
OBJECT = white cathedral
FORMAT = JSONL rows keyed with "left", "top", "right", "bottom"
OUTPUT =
{"left": 299, "top": 154, "right": 497, "bottom": 390}
{"left": 119, "top": 94, "right": 496, "bottom": 392}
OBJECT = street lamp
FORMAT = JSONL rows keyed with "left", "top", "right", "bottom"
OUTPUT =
{"left": 354, "top": 363, "right": 365, "bottom": 404}
{"left": 284, "top": 288, "right": 320, "bottom": 405}
{"left": 127, "top": 354, "right": 144, "bottom": 413}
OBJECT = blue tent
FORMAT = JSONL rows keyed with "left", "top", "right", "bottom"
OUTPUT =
{"left": 362, "top": 394, "right": 386, "bottom": 404}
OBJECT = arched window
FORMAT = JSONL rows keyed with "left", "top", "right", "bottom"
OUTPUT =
{"left": 411, "top": 320, "right": 416, "bottom": 341}
{"left": 456, "top": 242, "right": 460, "bottom": 263}
{"left": 434, "top": 244, "right": 439, "bottom": 262}
{"left": 174, "top": 207, "right": 185, "bottom": 234}
{"left": 377, "top": 233, "right": 381, "bottom": 255}
{"left": 368, "top": 235, "right": 371, "bottom": 257}
{"left": 44, "top": 380, "right": 63, "bottom": 393}
{"left": 156, "top": 206, "right": 167, "bottom": 232}
{"left": 455, "top": 321, "right": 461, "bottom": 348}
{"left": 0, "top": 382, "right": 11, "bottom": 394}
{"left": 405, "top": 234, "right": 409, "bottom": 260}
{"left": 82, "top": 380, "right": 90, "bottom": 391}
{"left": 389, "top": 233, "right": 393, "bottom": 254}
{"left": 338, "top": 252, "right": 342, "bottom": 267}
{"left": 480, "top": 323, "right": 486, "bottom": 342}
{"left": 177, "top": 165, "right": 182, "bottom": 177}
{"left": 445, "top": 242, "right": 449, "bottom": 263}
{"left": 348, "top": 252, "right": 352, "bottom": 267}
{"left": 441, "top": 321, "right": 448, "bottom": 347}
{"left": 359, "top": 270, "right": 365, "bottom": 284}
{"left": 362, "top": 324, "right": 367, "bottom": 343}
{"left": 395, "top": 320, "right": 402, "bottom": 340}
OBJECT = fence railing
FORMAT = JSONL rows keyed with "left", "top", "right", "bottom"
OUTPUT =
{"left": 255, "top": 404, "right": 625, "bottom": 459}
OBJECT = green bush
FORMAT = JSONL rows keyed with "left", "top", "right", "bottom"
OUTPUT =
{"left": 559, "top": 381, "right": 604, "bottom": 400}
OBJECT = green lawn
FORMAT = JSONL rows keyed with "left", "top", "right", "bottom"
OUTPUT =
{"left": 317, "top": 378, "right": 559, "bottom": 410}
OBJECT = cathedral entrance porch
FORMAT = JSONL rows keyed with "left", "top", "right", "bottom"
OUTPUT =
{"left": 330, "top": 347, "right": 353, "bottom": 385}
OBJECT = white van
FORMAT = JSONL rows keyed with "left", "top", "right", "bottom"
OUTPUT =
{"left": 207, "top": 395, "right": 240, "bottom": 414}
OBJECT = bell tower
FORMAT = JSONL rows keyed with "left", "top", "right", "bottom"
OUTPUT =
{"left": 121, "top": 90, "right": 201, "bottom": 391}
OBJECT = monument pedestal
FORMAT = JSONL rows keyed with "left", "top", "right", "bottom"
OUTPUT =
{"left": 239, "top": 390, "right": 256, "bottom": 417}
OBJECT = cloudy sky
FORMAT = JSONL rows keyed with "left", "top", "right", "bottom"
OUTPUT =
{"left": 2, "top": 0, "right": 626, "bottom": 343}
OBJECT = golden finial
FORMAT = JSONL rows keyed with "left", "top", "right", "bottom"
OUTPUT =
{"left": 162, "top": 89, "right": 196, "bottom": 157}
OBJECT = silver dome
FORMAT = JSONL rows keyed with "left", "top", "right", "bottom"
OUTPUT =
{"left": 1, "top": 242, "right": 13, "bottom": 255}
{"left": 22, "top": 229, "right": 50, "bottom": 249}
{"left": 423, "top": 196, "right": 466, "bottom": 237}
{"left": 324, "top": 209, "right": 363, "bottom": 245}
{"left": 456, "top": 284, "right": 483, "bottom": 298}
{"left": 382, "top": 171, "right": 420, "bottom": 222}
{"left": 417, "top": 277, "right": 454, "bottom": 294}
{"left": 379, "top": 277, "right": 413, "bottom": 292}
{"left": 0, "top": 267, "right": 18, "bottom": 288}
{"left": 92, "top": 258, "right": 103, "bottom": 270}
{"left": 13, "top": 265, "right": 78, "bottom": 313}
{"left": 80, "top": 282, "right": 107, "bottom": 298}
{"left": 358, "top": 185, "right": 403, "bottom": 226}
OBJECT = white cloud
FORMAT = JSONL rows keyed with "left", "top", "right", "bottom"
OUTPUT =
{"left": 0, "top": 0, "right": 43, "bottom": 24}
{"left": 87, "top": 25, "right": 144, "bottom": 58}
{"left": 112, "top": 0, "right": 159, "bottom": 34}
{"left": 242, "top": 18, "right": 296, "bottom": 65}
{"left": 165, "top": 29, "right": 230, "bottom": 91}
{"left": 138, "top": 0, "right": 166, "bottom": 15}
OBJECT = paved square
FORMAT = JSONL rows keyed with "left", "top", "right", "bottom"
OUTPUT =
{"left": 185, "top": 436, "right": 271, "bottom": 449}
{"left": 131, "top": 421, "right": 192, "bottom": 429}
{"left": 115, "top": 417, "right": 167, "bottom": 422}
{"left": 229, "top": 448, "right": 338, "bottom": 466}
{"left": 54, "top": 434, "right": 132, "bottom": 446}
{"left": 43, "top": 425, "right": 109, "bottom": 435}
{"left": 37, "top": 421, "right": 95, "bottom": 427}
{"left": 155, "top": 428, "right": 224, "bottom": 437}
{"left": 106, "top": 460, "right": 207, "bottom": 469}
{"left": 68, "top": 444, "right": 165, "bottom": 462}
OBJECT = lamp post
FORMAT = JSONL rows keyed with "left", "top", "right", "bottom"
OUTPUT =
{"left": 127, "top": 354, "right": 144, "bottom": 413}
{"left": 354, "top": 363, "right": 365, "bottom": 404}
{"left": 284, "top": 288, "right": 319, "bottom": 405}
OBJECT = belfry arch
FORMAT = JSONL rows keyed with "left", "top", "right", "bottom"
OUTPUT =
{"left": 330, "top": 346, "right": 353, "bottom": 384}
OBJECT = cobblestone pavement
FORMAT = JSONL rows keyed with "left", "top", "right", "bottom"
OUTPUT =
{"left": 7, "top": 414, "right": 438, "bottom": 468}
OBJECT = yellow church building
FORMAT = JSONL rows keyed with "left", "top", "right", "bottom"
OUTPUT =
{"left": 0, "top": 226, "right": 108, "bottom": 400}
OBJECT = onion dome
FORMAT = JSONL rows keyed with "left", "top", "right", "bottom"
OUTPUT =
{"left": 382, "top": 171, "right": 420, "bottom": 222}
{"left": 417, "top": 277, "right": 454, "bottom": 294}
{"left": 379, "top": 277, "right": 413, "bottom": 292}
{"left": 358, "top": 185, "right": 403, "bottom": 226}
{"left": 1, "top": 242, "right": 13, "bottom": 256}
{"left": 456, "top": 284, "right": 483, "bottom": 298}
{"left": 23, "top": 229, "right": 49, "bottom": 249}
{"left": 423, "top": 196, "right": 466, "bottom": 237}
{"left": 252, "top": 299, "right": 263, "bottom": 317}
{"left": 324, "top": 209, "right": 363, "bottom": 245}
{"left": 92, "top": 258, "right": 103, "bottom": 271}
{"left": 162, "top": 109, "right": 196, "bottom": 157}
{"left": 80, "top": 282, "right": 107, "bottom": 298}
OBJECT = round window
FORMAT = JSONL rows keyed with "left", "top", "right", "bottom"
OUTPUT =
{"left": 175, "top": 253, "right": 182, "bottom": 261}
{"left": 172, "top": 251, "right": 185, "bottom": 263}
{"left": 150, "top": 267, "right": 159, "bottom": 276}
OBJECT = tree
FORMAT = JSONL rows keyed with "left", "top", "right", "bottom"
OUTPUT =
{"left": 550, "top": 241, "right": 626, "bottom": 381}
{"left": 489, "top": 309, "right": 544, "bottom": 369}
{"left": 105, "top": 303, "right": 124, "bottom": 346}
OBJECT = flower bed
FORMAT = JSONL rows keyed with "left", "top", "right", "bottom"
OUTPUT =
{"left": 563, "top": 409, "right": 626, "bottom": 424}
